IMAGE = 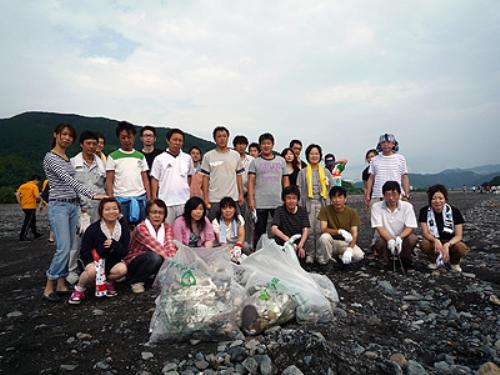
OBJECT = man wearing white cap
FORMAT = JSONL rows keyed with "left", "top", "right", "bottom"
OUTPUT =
{"left": 364, "top": 133, "right": 410, "bottom": 210}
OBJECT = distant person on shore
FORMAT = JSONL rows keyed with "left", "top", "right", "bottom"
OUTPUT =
{"left": 95, "top": 132, "right": 107, "bottom": 164}
{"left": 297, "top": 144, "right": 332, "bottom": 264}
{"left": 67, "top": 130, "right": 107, "bottom": 284}
{"left": 248, "top": 133, "right": 289, "bottom": 246}
{"left": 419, "top": 184, "right": 468, "bottom": 272}
{"left": 125, "top": 199, "right": 177, "bottom": 294}
{"left": 173, "top": 197, "right": 215, "bottom": 248}
{"left": 16, "top": 174, "right": 42, "bottom": 241}
{"left": 43, "top": 123, "right": 107, "bottom": 302}
{"left": 317, "top": 186, "right": 364, "bottom": 265}
{"left": 151, "top": 128, "right": 194, "bottom": 224}
{"left": 324, "top": 153, "right": 348, "bottom": 187}
{"left": 233, "top": 135, "right": 254, "bottom": 245}
{"left": 289, "top": 139, "right": 307, "bottom": 169}
{"left": 106, "top": 122, "right": 151, "bottom": 226}
{"left": 362, "top": 149, "right": 379, "bottom": 201}
{"left": 69, "top": 198, "right": 130, "bottom": 304}
{"left": 39, "top": 179, "right": 55, "bottom": 243}
{"left": 364, "top": 134, "right": 410, "bottom": 210}
{"left": 248, "top": 142, "right": 261, "bottom": 158}
{"left": 371, "top": 181, "right": 417, "bottom": 269}
{"left": 281, "top": 148, "right": 300, "bottom": 186}
{"left": 201, "top": 126, "right": 244, "bottom": 220}
{"left": 189, "top": 146, "right": 204, "bottom": 198}
{"left": 140, "top": 126, "right": 163, "bottom": 175}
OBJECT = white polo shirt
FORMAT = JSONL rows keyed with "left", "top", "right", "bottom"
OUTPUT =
{"left": 371, "top": 200, "right": 417, "bottom": 238}
{"left": 151, "top": 150, "right": 194, "bottom": 206}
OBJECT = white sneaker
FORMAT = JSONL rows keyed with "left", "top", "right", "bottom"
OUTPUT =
{"left": 427, "top": 263, "right": 437, "bottom": 270}
{"left": 305, "top": 255, "right": 314, "bottom": 264}
{"left": 451, "top": 264, "right": 462, "bottom": 272}
{"left": 131, "top": 282, "right": 145, "bottom": 294}
{"left": 66, "top": 272, "right": 80, "bottom": 285}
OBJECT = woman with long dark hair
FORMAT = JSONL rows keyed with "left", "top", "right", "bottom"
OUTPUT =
{"left": 43, "top": 123, "right": 106, "bottom": 302}
{"left": 172, "top": 197, "right": 214, "bottom": 247}
{"left": 281, "top": 147, "right": 300, "bottom": 186}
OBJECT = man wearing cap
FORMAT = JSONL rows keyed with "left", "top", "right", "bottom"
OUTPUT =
{"left": 324, "top": 154, "right": 348, "bottom": 187}
{"left": 364, "top": 133, "right": 410, "bottom": 210}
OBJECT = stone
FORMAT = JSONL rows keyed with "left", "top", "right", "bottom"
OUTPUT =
{"left": 194, "top": 360, "right": 209, "bottom": 370}
{"left": 245, "top": 339, "right": 260, "bottom": 351}
{"left": 242, "top": 357, "right": 258, "bottom": 374}
{"left": 255, "top": 354, "right": 273, "bottom": 375}
{"left": 228, "top": 346, "right": 247, "bottom": 362}
{"left": 76, "top": 332, "right": 92, "bottom": 340}
{"left": 162, "top": 363, "right": 178, "bottom": 373}
{"left": 92, "top": 309, "right": 104, "bottom": 316}
{"left": 189, "top": 339, "right": 201, "bottom": 346}
{"left": 478, "top": 361, "right": 500, "bottom": 375}
{"left": 353, "top": 344, "right": 365, "bottom": 356}
{"left": 60, "top": 364, "right": 78, "bottom": 371}
{"left": 390, "top": 353, "right": 407, "bottom": 368}
{"left": 461, "top": 272, "right": 476, "bottom": 279}
{"left": 405, "top": 360, "right": 428, "bottom": 375}
{"left": 94, "top": 361, "right": 110, "bottom": 370}
{"left": 379, "top": 280, "right": 396, "bottom": 294}
{"left": 141, "top": 352, "right": 154, "bottom": 361}
{"left": 282, "top": 365, "right": 304, "bottom": 375}
{"left": 378, "top": 360, "right": 403, "bottom": 375}
{"left": 6, "top": 311, "right": 23, "bottom": 318}
{"left": 364, "top": 351, "right": 378, "bottom": 359}
{"left": 230, "top": 339, "right": 244, "bottom": 347}
{"left": 333, "top": 307, "right": 348, "bottom": 318}
{"left": 433, "top": 361, "right": 450, "bottom": 372}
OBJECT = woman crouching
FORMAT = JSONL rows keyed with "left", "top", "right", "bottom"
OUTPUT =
{"left": 125, "top": 199, "right": 177, "bottom": 294}
{"left": 69, "top": 198, "right": 130, "bottom": 304}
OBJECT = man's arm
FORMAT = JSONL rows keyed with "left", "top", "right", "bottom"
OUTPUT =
{"left": 202, "top": 175, "right": 210, "bottom": 206}
{"left": 236, "top": 174, "right": 244, "bottom": 206}
{"left": 271, "top": 225, "right": 289, "bottom": 243}
{"left": 247, "top": 173, "right": 256, "bottom": 210}
{"left": 105, "top": 171, "right": 115, "bottom": 197}
{"left": 320, "top": 220, "right": 339, "bottom": 236}
{"left": 364, "top": 174, "right": 374, "bottom": 209}
{"left": 282, "top": 175, "right": 290, "bottom": 188}
{"left": 348, "top": 226, "right": 358, "bottom": 248}
{"left": 141, "top": 171, "right": 151, "bottom": 200}
{"left": 151, "top": 177, "right": 159, "bottom": 200}
{"left": 402, "top": 174, "right": 410, "bottom": 198}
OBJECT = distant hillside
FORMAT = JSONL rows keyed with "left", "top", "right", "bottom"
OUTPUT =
{"left": 409, "top": 168, "right": 500, "bottom": 189}
{"left": 0, "top": 111, "right": 214, "bottom": 201}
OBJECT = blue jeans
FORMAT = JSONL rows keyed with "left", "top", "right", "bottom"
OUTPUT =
{"left": 119, "top": 198, "right": 146, "bottom": 225}
{"left": 47, "top": 201, "right": 79, "bottom": 280}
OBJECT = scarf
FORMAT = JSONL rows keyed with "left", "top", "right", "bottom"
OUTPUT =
{"left": 219, "top": 217, "right": 239, "bottom": 243}
{"left": 427, "top": 204, "right": 454, "bottom": 238}
{"left": 306, "top": 164, "right": 327, "bottom": 200}
{"left": 100, "top": 220, "right": 122, "bottom": 242}
{"left": 145, "top": 218, "right": 165, "bottom": 245}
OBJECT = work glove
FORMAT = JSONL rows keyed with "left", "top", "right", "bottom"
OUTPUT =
{"left": 387, "top": 239, "right": 396, "bottom": 255}
{"left": 341, "top": 247, "right": 353, "bottom": 264}
{"left": 78, "top": 212, "right": 91, "bottom": 235}
{"left": 395, "top": 236, "right": 403, "bottom": 255}
{"left": 338, "top": 229, "right": 353, "bottom": 243}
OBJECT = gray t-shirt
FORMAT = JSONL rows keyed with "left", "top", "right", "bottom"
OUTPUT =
{"left": 248, "top": 155, "right": 288, "bottom": 209}
{"left": 201, "top": 149, "right": 244, "bottom": 203}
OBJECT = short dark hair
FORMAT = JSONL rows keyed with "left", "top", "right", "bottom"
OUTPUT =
{"left": 95, "top": 132, "right": 105, "bottom": 141}
{"left": 249, "top": 142, "right": 260, "bottom": 152}
{"left": 146, "top": 199, "right": 168, "bottom": 220}
{"left": 233, "top": 135, "right": 249, "bottom": 147}
{"left": 98, "top": 198, "right": 121, "bottom": 218}
{"left": 329, "top": 186, "right": 347, "bottom": 198}
{"left": 31, "top": 174, "right": 41, "bottom": 181}
{"left": 289, "top": 139, "right": 302, "bottom": 148}
{"left": 305, "top": 144, "right": 323, "bottom": 162}
{"left": 427, "top": 184, "right": 449, "bottom": 205}
{"left": 51, "top": 123, "right": 76, "bottom": 148}
{"left": 281, "top": 185, "right": 300, "bottom": 201}
{"left": 166, "top": 128, "right": 184, "bottom": 141}
{"left": 382, "top": 181, "right": 401, "bottom": 194}
{"left": 140, "top": 125, "right": 156, "bottom": 136}
{"left": 116, "top": 121, "right": 136, "bottom": 137}
{"left": 183, "top": 197, "right": 207, "bottom": 232}
{"left": 189, "top": 146, "right": 202, "bottom": 155}
{"left": 212, "top": 126, "right": 229, "bottom": 139}
{"left": 79, "top": 130, "right": 99, "bottom": 144}
{"left": 258, "top": 133, "right": 274, "bottom": 145}
{"left": 365, "top": 148, "right": 378, "bottom": 160}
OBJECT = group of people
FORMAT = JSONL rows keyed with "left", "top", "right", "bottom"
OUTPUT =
{"left": 15, "top": 121, "right": 469, "bottom": 304}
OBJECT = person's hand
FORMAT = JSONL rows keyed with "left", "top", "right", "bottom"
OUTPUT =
{"left": 364, "top": 194, "right": 371, "bottom": 210}
{"left": 395, "top": 236, "right": 403, "bottom": 255}
{"left": 442, "top": 243, "right": 450, "bottom": 263}
{"left": 103, "top": 239, "right": 112, "bottom": 248}
{"left": 297, "top": 246, "right": 305, "bottom": 259}
{"left": 342, "top": 247, "right": 353, "bottom": 264}
{"left": 434, "top": 238, "right": 443, "bottom": 253}
{"left": 387, "top": 239, "right": 396, "bottom": 255}
{"left": 338, "top": 229, "right": 353, "bottom": 243}
{"left": 238, "top": 194, "right": 244, "bottom": 207}
{"left": 248, "top": 198, "right": 256, "bottom": 211}
{"left": 94, "top": 194, "right": 109, "bottom": 200}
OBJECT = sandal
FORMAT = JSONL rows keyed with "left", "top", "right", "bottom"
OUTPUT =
{"left": 42, "top": 292, "right": 61, "bottom": 302}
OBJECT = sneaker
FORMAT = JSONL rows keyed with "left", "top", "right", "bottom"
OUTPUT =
{"left": 451, "top": 264, "right": 462, "bottom": 272}
{"left": 68, "top": 289, "right": 85, "bottom": 305}
{"left": 427, "top": 263, "right": 437, "bottom": 270}
{"left": 305, "top": 255, "right": 314, "bottom": 264}
{"left": 66, "top": 272, "right": 80, "bottom": 285}
{"left": 131, "top": 282, "right": 145, "bottom": 294}
{"left": 106, "top": 282, "right": 117, "bottom": 297}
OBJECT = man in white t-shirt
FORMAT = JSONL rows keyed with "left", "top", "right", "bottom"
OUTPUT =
{"left": 151, "top": 128, "right": 195, "bottom": 224}
{"left": 371, "top": 180, "right": 417, "bottom": 268}
{"left": 364, "top": 133, "right": 410, "bottom": 210}
{"left": 106, "top": 121, "right": 150, "bottom": 225}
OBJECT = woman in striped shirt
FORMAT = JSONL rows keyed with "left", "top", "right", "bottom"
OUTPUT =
{"left": 42, "top": 123, "right": 107, "bottom": 302}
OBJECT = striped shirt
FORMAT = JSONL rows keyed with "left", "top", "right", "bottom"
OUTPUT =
{"left": 43, "top": 152, "right": 96, "bottom": 200}
{"left": 368, "top": 153, "right": 408, "bottom": 198}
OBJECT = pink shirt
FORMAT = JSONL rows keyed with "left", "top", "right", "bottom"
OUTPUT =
{"left": 172, "top": 216, "right": 215, "bottom": 247}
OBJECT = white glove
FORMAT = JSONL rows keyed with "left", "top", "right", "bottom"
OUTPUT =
{"left": 387, "top": 239, "right": 396, "bottom": 255}
{"left": 231, "top": 245, "right": 242, "bottom": 263}
{"left": 251, "top": 209, "right": 258, "bottom": 223}
{"left": 436, "top": 253, "right": 444, "bottom": 268}
{"left": 78, "top": 212, "right": 91, "bottom": 235}
{"left": 338, "top": 229, "right": 353, "bottom": 243}
{"left": 341, "top": 247, "right": 353, "bottom": 264}
{"left": 395, "top": 236, "right": 403, "bottom": 255}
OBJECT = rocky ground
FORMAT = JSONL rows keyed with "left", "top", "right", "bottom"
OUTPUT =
{"left": 0, "top": 192, "right": 499, "bottom": 375}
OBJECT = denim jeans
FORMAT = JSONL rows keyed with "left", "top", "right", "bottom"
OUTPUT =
{"left": 119, "top": 198, "right": 146, "bottom": 225}
{"left": 47, "top": 201, "right": 79, "bottom": 279}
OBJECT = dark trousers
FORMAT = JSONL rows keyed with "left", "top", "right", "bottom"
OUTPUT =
{"left": 127, "top": 252, "right": 164, "bottom": 284}
{"left": 20, "top": 209, "right": 38, "bottom": 240}
{"left": 373, "top": 234, "right": 418, "bottom": 267}
{"left": 255, "top": 208, "right": 275, "bottom": 246}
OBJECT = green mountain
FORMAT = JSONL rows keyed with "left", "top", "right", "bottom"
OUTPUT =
{"left": 0, "top": 111, "right": 214, "bottom": 203}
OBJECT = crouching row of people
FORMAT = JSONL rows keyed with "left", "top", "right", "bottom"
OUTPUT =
{"left": 271, "top": 181, "right": 468, "bottom": 271}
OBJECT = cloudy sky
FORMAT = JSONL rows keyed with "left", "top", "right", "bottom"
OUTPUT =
{"left": 1, "top": 1, "right": 499, "bottom": 179}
